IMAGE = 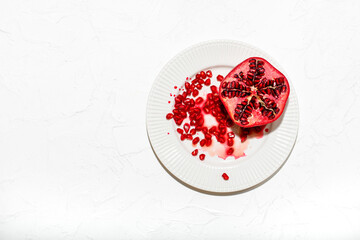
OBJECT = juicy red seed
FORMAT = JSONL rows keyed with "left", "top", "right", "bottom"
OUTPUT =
{"left": 184, "top": 123, "right": 190, "bottom": 133}
{"left": 227, "top": 138, "right": 234, "bottom": 146}
{"left": 192, "top": 149, "right": 198, "bottom": 156}
{"left": 190, "top": 129, "right": 196, "bottom": 135}
{"left": 186, "top": 134, "right": 193, "bottom": 140}
{"left": 177, "top": 128, "right": 183, "bottom": 134}
{"left": 200, "top": 71, "right": 206, "bottom": 79}
{"left": 217, "top": 75, "right": 224, "bottom": 81}
{"left": 185, "top": 82, "right": 190, "bottom": 90}
{"left": 200, "top": 139, "right": 206, "bottom": 147}
{"left": 199, "top": 154, "right": 205, "bottom": 160}
{"left": 206, "top": 70, "right": 212, "bottom": 78}
{"left": 210, "top": 85, "right": 218, "bottom": 93}
{"left": 196, "top": 74, "right": 201, "bottom": 79}
{"left": 166, "top": 113, "right": 174, "bottom": 120}
{"left": 226, "top": 119, "right": 234, "bottom": 127}
{"left": 204, "top": 79, "right": 211, "bottom": 86}
{"left": 196, "top": 84, "right": 202, "bottom": 90}
{"left": 217, "top": 136, "right": 225, "bottom": 143}
{"left": 195, "top": 97, "right": 204, "bottom": 104}
{"left": 193, "top": 90, "right": 199, "bottom": 97}
{"left": 206, "top": 139, "right": 212, "bottom": 146}
{"left": 205, "top": 133, "right": 212, "bottom": 139}
{"left": 222, "top": 173, "right": 229, "bottom": 180}
{"left": 227, "top": 148, "right": 234, "bottom": 155}
{"left": 227, "top": 132, "right": 235, "bottom": 138}
{"left": 209, "top": 126, "right": 217, "bottom": 134}
{"left": 180, "top": 134, "right": 186, "bottom": 141}
{"left": 202, "top": 127, "right": 208, "bottom": 134}
{"left": 192, "top": 137, "right": 200, "bottom": 145}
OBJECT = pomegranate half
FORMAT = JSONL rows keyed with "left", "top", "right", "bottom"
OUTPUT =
{"left": 219, "top": 57, "right": 290, "bottom": 128}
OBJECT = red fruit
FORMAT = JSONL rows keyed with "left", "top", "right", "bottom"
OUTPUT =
{"left": 186, "top": 134, "right": 193, "bottom": 140}
{"left": 199, "top": 154, "right": 205, "bottom": 160}
{"left": 192, "top": 149, "right": 198, "bottom": 156}
{"left": 206, "top": 70, "right": 212, "bottom": 78}
{"left": 217, "top": 75, "right": 224, "bottom": 81}
{"left": 210, "top": 85, "right": 218, "bottom": 93}
{"left": 166, "top": 113, "right": 174, "bottom": 120}
{"left": 206, "top": 139, "right": 212, "bottom": 146}
{"left": 177, "top": 128, "right": 183, "bottom": 134}
{"left": 192, "top": 137, "right": 200, "bottom": 145}
{"left": 219, "top": 57, "right": 290, "bottom": 128}
{"left": 195, "top": 97, "right": 204, "bottom": 104}
{"left": 222, "top": 173, "right": 229, "bottom": 180}
{"left": 200, "top": 71, "right": 206, "bottom": 79}
{"left": 200, "top": 139, "right": 206, "bottom": 147}
{"left": 204, "top": 78, "right": 211, "bottom": 86}
{"left": 190, "top": 129, "right": 196, "bottom": 135}
{"left": 193, "top": 89, "right": 199, "bottom": 97}
{"left": 227, "top": 138, "right": 234, "bottom": 146}
{"left": 184, "top": 123, "right": 190, "bottom": 133}
{"left": 227, "top": 148, "right": 234, "bottom": 155}
{"left": 180, "top": 134, "right": 186, "bottom": 141}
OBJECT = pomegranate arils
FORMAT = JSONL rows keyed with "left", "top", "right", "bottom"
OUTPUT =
{"left": 177, "top": 128, "right": 183, "bottom": 134}
{"left": 219, "top": 57, "right": 290, "bottom": 127}
{"left": 222, "top": 173, "right": 229, "bottom": 180}
{"left": 193, "top": 89, "right": 199, "bottom": 97}
{"left": 210, "top": 85, "right": 218, "bottom": 93}
{"left": 227, "top": 132, "right": 235, "bottom": 138}
{"left": 200, "top": 139, "right": 206, "bottom": 147}
{"left": 227, "top": 138, "right": 234, "bottom": 146}
{"left": 190, "top": 129, "right": 196, "bottom": 135}
{"left": 200, "top": 71, "right": 206, "bottom": 79}
{"left": 166, "top": 113, "right": 174, "bottom": 120}
{"left": 192, "top": 149, "right": 198, "bottom": 156}
{"left": 183, "top": 123, "right": 190, "bottom": 133}
{"left": 192, "top": 137, "right": 200, "bottom": 145}
{"left": 199, "top": 154, "right": 205, "bottom": 160}
{"left": 206, "top": 70, "right": 212, "bottom": 78}
{"left": 227, "top": 148, "right": 234, "bottom": 155}
{"left": 180, "top": 134, "right": 186, "bottom": 141}
{"left": 204, "top": 78, "right": 211, "bottom": 86}
{"left": 195, "top": 97, "right": 203, "bottom": 104}
{"left": 217, "top": 75, "right": 224, "bottom": 82}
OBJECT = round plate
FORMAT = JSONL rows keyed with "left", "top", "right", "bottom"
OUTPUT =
{"left": 146, "top": 40, "right": 299, "bottom": 193}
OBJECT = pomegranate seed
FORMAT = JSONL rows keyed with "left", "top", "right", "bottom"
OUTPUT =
{"left": 186, "top": 134, "right": 193, "bottom": 140}
{"left": 180, "top": 134, "right": 186, "bottom": 141}
{"left": 196, "top": 74, "right": 201, "bottom": 79}
{"left": 190, "top": 129, "right": 196, "bottom": 135}
{"left": 206, "top": 70, "right": 212, "bottom": 78}
{"left": 204, "top": 78, "right": 211, "bottom": 86}
{"left": 166, "top": 113, "right": 174, "bottom": 120}
{"left": 199, "top": 154, "right": 205, "bottom": 160}
{"left": 217, "top": 136, "right": 225, "bottom": 143}
{"left": 192, "top": 149, "right": 198, "bottom": 156}
{"left": 195, "top": 97, "right": 204, "bottom": 104}
{"left": 226, "top": 119, "right": 234, "bottom": 127}
{"left": 196, "top": 84, "right": 202, "bottom": 90}
{"left": 227, "top": 132, "right": 235, "bottom": 138}
{"left": 192, "top": 137, "right": 200, "bottom": 145}
{"left": 183, "top": 123, "right": 190, "bottom": 133}
{"left": 227, "top": 148, "right": 234, "bottom": 155}
{"left": 227, "top": 138, "right": 234, "bottom": 146}
{"left": 222, "top": 173, "right": 229, "bottom": 180}
{"left": 193, "top": 89, "right": 199, "bottom": 97}
{"left": 209, "top": 126, "right": 217, "bottom": 134}
{"left": 210, "top": 85, "right": 218, "bottom": 93}
{"left": 205, "top": 133, "right": 212, "bottom": 139}
{"left": 200, "top": 139, "right": 206, "bottom": 147}
{"left": 206, "top": 139, "right": 212, "bottom": 146}
{"left": 177, "top": 128, "right": 183, "bottom": 134}
{"left": 185, "top": 82, "right": 190, "bottom": 90}
{"left": 217, "top": 75, "right": 224, "bottom": 81}
{"left": 202, "top": 127, "right": 208, "bottom": 134}
{"left": 200, "top": 71, "right": 206, "bottom": 79}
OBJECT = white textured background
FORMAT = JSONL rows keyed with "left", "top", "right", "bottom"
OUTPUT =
{"left": 0, "top": 0, "right": 359, "bottom": 239}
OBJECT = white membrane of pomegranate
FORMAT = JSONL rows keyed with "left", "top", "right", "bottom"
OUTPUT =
{"left": 171, "top": 65, "right": 275, "bottom": 167}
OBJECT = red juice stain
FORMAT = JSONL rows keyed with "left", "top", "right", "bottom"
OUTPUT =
{"left": 170, "top": 93, "right": 172, "bottom": 97}
{"left": 265, "top": 128, "right": 269, "bottom": 132}
{"left": 167, "top": 132, "right": 169, "bottom": 135}
{"left": 168, "top": 101, "right": 171, "bottom": 104}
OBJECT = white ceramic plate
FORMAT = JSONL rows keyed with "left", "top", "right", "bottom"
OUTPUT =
{"left": 146, "top": 40, "right": 299, "bottom": 193}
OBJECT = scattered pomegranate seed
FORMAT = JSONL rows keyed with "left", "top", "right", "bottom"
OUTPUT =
{"left": 200, "top": 139, "right": 206, "bottom": 147}
{"left": 206, "top": 70, "right": 212, "bottom": 78}
{"left": 227, "top": 138, "right": 234, "bottom": 146}
{"left": 210, "top": 85, "right": 218, "bottom": 93}
{"left": 180, "top": 134, "right": 186, "bottom": 141}
{"left": 195, "top": 97, "right": 204, "bottom": 104}
{"left": 199, "top": 154, "right": 205, "bottom": 160}
{"left": 190, "top": 129, "right": 196, "bottom": 135}
{"left": 193, "top": 89, "right": 199, "bottom": 97}
{"left": 166, "top": 113, "right": 174, "bottom": 120}
{"left": 184, "top": 123, "right": 190, "bottom": 133}
{"left": 205, "top": 139, "right": 212, "bottom": 146}
{"left": 222, "top": 173, "right": 229, "bottom": 180}
{"left": 186, "top": 134, "right": 193, "bottom": 140}
{"left": 204, "top": 78, "right": 211, "bottom": 86}
{"left": 200, "top": 71, "right": 206, "bottom": 79}
{"left": 227, "top": 132, "right": 235, "bottom": 138}
{"left": 227, "top": 148, "right": 234, "bottom": 155}
{"left": 192, "top": 149, "right": 198, "bottom": 156}
{"left": 177, "top": 128, "right": 183, "bottom": 134}
{"left": 192, "top": 137, "right": 200, "bottom": 145}
{"left": 216, "top": 75, "right": 224, "bottom": 81}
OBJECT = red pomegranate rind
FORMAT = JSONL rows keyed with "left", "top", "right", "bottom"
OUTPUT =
{"left": 219, "top": 57, "right": 290, "bottom": 128}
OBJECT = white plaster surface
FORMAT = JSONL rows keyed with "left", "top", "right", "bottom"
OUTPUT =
{"left": 0, "top": 0, "right": 359, "bottom": 239}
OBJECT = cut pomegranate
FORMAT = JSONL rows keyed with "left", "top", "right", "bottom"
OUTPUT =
{"left": 219, "top": 57, "right": 290, "bottom": 127}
